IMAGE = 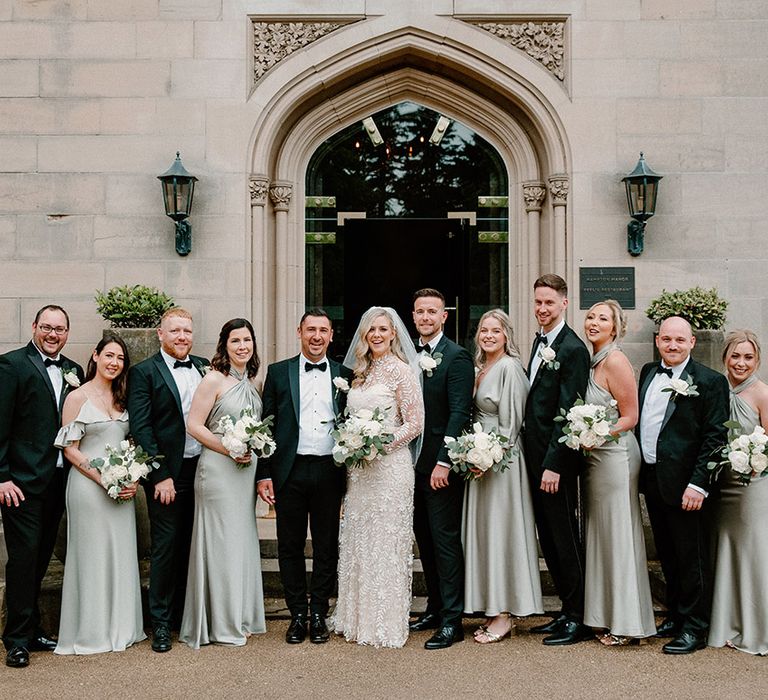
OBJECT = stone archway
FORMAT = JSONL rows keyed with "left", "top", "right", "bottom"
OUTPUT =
{"left": 247, "top": 20, "right": 573, "bottom": 362}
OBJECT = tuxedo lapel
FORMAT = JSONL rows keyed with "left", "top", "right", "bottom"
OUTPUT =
{"left": 288, "top": 356, "right": 301, "bottom": 426}
{"left": 58, "top": 359, "right": 78, "bottom": 413}
{"left": 529, "top": 325, "right": 567, "bottom": 393}
{"left": 153, "top": 354, "right": 183, "bottom": 416}
{"left": 638, "top": 367, "right": 655, "bottom": 421}
{"left": 526, "top": 338, "right": 539, "bottom": 375}
{"left": 330, "top": 360, "right": 342, "bottom": 416}
{"left": 659, "top": 362, "right": 694, "bottom": 433}
{"left": 26, "top": 343, "right": 57, "bottom": 408}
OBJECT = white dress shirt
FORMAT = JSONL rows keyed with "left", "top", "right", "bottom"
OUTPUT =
{"left": 528, "top": 319, "right": 565, "bottom": 385}
{"left": 418, "top": 331, "right": 443, "bottom": 352}
{"left": 160, "top": 349, "right": 202, "bottom": 458}
{"left": 297, "top": 354, "right": 335, "bottom": 456}
{"left": 35, "top": 344, "right": 64, "bottom": 468}
{"left": 640, "top": 356, "right": 707, "bottom": 497}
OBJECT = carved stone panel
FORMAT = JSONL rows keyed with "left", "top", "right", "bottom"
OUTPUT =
{"left": 522, "top": 182, "right": 546, "bottom": 212}
{"left": 249, "top": 176, "right": 269, "bottom": 207}
{"left": 548, "top": 175, "right": 569, "bottom": 206}
{"left": 465, "top": 20, "right": 565, "bottom": 82}
{"left": 269, "top": 182, "right": 293, "bottom": 212}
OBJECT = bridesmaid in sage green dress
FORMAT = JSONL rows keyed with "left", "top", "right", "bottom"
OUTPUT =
{"left": 179, "top": 318, "right": 266, "bottom": 649}
{"left": 582, "top": 301, "right": 655, "bottom": 645}
{"left": 55, "top": 333, "right": 146, "bottom": 654}
{"left": 462, "top": 309, "right": 543, "bottom": 644}
{"left": 709, "top": 330, "right": 768, "bottom": 655}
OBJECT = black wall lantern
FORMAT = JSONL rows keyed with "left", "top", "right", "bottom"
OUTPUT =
{"left": 621, "top": 152, "right": 662, "bottom": 257}
{"left": 158, "top": 152, "right": 198, "bottom": 256}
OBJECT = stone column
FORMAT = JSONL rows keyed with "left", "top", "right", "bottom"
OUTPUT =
{"left": 522, "top": 181, "right": 546, "bottom": 343}
{"left": 548, "top": 175, "right": 569, "bottom": 280}
{"left": 269, "top": 181, "right": 293, "bottom": 360}
{"left": 249, "top": 175, "right": 270, "bottom": 360}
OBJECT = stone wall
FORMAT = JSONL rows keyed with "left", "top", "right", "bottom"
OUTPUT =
{"left": 1, "top": 0, "right": 765, "bottom": 370}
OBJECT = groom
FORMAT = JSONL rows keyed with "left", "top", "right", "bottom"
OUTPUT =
{"left": 409, "top": 288, "right": 474, "bottom": 650}
{"left": 638, "top": 315, "right": 728, "bottom": 654}
{"left": 0, "top": 305, "right": 84, "bottom": 668}
{"left": 257, "top": 309, "right": 351, "bottom": 644}
{"left": 523, "top": 274, "right": 591, "bottom": 645}
{"left": 128, "top": 307, "right": 207, "bottom": 653}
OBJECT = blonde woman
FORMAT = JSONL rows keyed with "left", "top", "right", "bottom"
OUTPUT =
{"left": 463, "top": 309, "right": 543, "bottom": 643}
{"left": 332, "top": 307, "right": 424, "bottom": 648}
{"left": 709, "top": 330, "right": 768, "bottom": 655}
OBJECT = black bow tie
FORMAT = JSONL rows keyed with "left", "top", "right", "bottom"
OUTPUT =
{"left": 44, "top": 357, "right": 63, "bottom": 368}
{"left": 656, "top": 365, "right": 673, "bottom": 378}
{"left": 305, "top": 361, "right": 327, "bottom": 373}
{"left": 416, "top": 342, "right": 431, "bottom": 354}
{"left": 535, "top": 333, "right": 548, "bottom": 346}
{"left": 173, "top": 359, "right": 193, "bottom": 369}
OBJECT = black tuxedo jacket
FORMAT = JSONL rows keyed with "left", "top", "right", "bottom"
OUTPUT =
{"left": 256, "top": 355, "right": 352, "bottom": 492}
{"left": 0, "top": 342, "right": 84, "bottom": 495}
{"left": 523, "top": 324, "right": 590, "bottom": 477}
{"left": 414, "top": 336, "right": 474, "bottom": 477}
{"left": 127, "top": 352, "right": 208, "bottom": 484}
{"left": 637, "top": 358, "right": 729, "bottom": 505}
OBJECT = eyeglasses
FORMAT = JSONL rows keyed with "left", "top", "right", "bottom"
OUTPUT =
{"left": 37, "top": 324, "right": 69, "bottom": 335}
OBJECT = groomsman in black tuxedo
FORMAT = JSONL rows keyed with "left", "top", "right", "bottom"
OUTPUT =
{"left": 523, "top": 274, "right": 591, "bottom": 645}
{"left": 256, "top": 309, "right": 351, "bottom": 644}
{"left": 409, "top": 289, "right": 474, "bottom": 650}
{"left": 638, "top": 315, "right": 728, "bottom": 654}
{"left": 128, "top": 308, "right": 207, "bottom": 653}
{"left": 0, "top": 305, "right": 84, "bottom": 668}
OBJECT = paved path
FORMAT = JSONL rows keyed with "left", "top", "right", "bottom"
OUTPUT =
{"left": 0, "top": 617, "right": 764, "bottom": 699}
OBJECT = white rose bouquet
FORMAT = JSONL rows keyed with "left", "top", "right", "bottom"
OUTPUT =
{"left": 444, "top": 422, "right": 515, "bottom": 480}
{"left": 90, "top": 440, "right": 161, "bottom": 502}
{"left": 217, "top": 408, "right": 276, "bottom": 468}
{"left": 555, "top": 398, "right": 620, "bottom": 454}
{"left": 331, "top": 406, "right": 394, "bottom": 469}
{"left": 708, "top": 422, "right": 768, "bottom": 486}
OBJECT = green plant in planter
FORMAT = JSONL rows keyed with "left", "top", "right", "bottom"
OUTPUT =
{"left": 645, "top": 287, "right": 727, "bottom": 330}
{"left": 95, "top": 285, "right": 175, "bottom": 328}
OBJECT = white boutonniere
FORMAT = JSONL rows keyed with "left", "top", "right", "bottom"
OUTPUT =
{"left": 61, "top": 367, "right": 80, "bottom": 388}
{"left": 538, "top": 346, "right": 560, "bottom": 371}
{"left": 333, "top": 376, "right": 350, "bottom": 400}
{"left": 419, "top": 351, "right": 443, "bottom": 377}
{"left": 662, "top": 376, "right": 699, "bottom": 400}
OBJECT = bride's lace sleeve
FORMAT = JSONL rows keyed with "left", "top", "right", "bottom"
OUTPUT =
{"left": 385, "top": 361, "right": 424, "bottom": 453}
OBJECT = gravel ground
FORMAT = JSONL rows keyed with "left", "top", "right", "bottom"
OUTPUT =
{"left": 1, "top": 617, "right": 765, "bottom": 700}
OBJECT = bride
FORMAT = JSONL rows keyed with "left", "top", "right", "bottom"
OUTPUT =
{"left": 332, "top": 307, "right": 424, "bottom": 648}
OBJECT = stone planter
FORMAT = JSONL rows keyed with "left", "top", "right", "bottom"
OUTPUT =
{"left": 54, "top": 328, "right": 159, "bottom": 564}
{"left": 653, "top": 328, "right": 725, "bottom": 373}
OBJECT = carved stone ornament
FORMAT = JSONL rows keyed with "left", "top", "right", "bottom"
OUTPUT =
{"left": 467, "top": 21, "right": 565, "bottom": 81}
{"left": 269, "top": 182, "right": 293, "bottom": 212}
{"left": 253, "top": 21, "right": 356, "bottom": 84}
{"left": 548, "top": 176, "right": 569, "bottom": 206}
{"left": 522, "top": 182, "right": 546, "bottom": 212}
{"left": 249, "top": 176, "right": 269, "bottom": 206}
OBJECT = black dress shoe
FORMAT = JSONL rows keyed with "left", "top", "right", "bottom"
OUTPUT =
{"left": 28, "top": 634, "right": 57, "bottom": 652}
{"left": 409, "top": 612, "right": 441, "bottom": 632}
{"left": 286, "top": 614, "right": 308, "bottom": 644}
{"left": 5, "top": 646, "right": 30, "bottom": 668}
{"left": 530, "top": 613, "right": 568, "bottom": 635}
{"left": 151, "top": 625, "right": 172, "bottom": 653}
{"left": 424, "top": 624, "right": 464, "bottom": 650}
{"left": 309, "top": 613, "right": 330, "bottom": 644}
{"left": 662, "top": 632, "right": 706, "bottom": 655}
{"left": 542, "top": 620, "right": 594, "bottom": 646}
{"left": 655, "top": 618, "right": 681, "bottom": 638}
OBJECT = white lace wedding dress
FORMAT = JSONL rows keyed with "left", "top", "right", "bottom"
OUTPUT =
{"left": 332, "top": 354, "right": 424, "bottom": 648}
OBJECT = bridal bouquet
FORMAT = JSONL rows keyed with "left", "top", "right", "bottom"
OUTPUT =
{"left": 90, "top": 440, "right": 161, "bottom": 502}
{"left": 331, "top": 406, "right": 394, "bottom": 469}
{"left": 444, "top": 423, "right": 515, "bottom": 480}
{"left": 708, "top": 423, "right": 768, "bottom": 486}
{"left": 555, "top": 398, "right": 619, "bottom": 453}
{"left": 217, "top": 408, "right": 276, "bottom": 468}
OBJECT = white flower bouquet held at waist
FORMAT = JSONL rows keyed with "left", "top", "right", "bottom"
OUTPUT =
{"left": 555, "top": 398, "right": 620, "bottom": 454}
{"left": 444, "top": 422, "right": 516, "bottom": 480}
{"left": 331, "top": 406, "right": 394, "bottom": 469}
{"left": 90, "top": 440, "right": 161, "bottom": 501}
{"left": 217, "top": 408, "right": 276, "bottom": 468}
{"left": 708, "top": 422, "right": 768, "bottom": 486}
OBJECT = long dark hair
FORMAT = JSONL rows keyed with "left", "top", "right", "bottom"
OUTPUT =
{"left": 85, "top": 332, "right": 130, "bottom": 410}
{"left": 211, "top": 318, "right": 260, "bottom": 378}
